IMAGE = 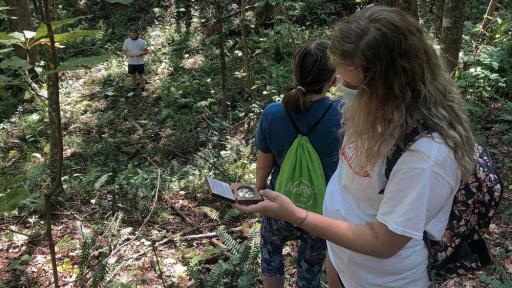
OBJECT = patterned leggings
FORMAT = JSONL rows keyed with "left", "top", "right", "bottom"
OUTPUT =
{"left": 260, "top": 216, "right": 326, "bottom": 288}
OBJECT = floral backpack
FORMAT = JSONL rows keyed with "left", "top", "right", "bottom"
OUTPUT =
{"left": 381, "top": 126, "right": 504, "bottom": 281}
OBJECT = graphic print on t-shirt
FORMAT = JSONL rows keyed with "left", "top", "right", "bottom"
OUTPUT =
{"left": 340, "top": 143, "right": 371, "bottom": 178}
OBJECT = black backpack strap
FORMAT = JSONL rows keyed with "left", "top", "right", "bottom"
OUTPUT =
{"left": 285, "top": 102, "right": 334, "bottom": 136}
{"left": 378, "top": 124, "right": 437, "bottom": 194}
{"left": 284, "top": 108, "right": 302, "bottom": 134}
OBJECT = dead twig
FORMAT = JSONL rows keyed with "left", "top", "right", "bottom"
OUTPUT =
{"left": 170, "top": 203, "right": 194, "bottom": 224}
{"left": 151, "top": 240, "right": 168, "bottom": 288}
{"left": 181, "top": 226, "right": 244, "bottom": 240}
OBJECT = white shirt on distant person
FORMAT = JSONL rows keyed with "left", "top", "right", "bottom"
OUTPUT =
{"left": 123, "top": 38, "right": 147, "bottom": 65}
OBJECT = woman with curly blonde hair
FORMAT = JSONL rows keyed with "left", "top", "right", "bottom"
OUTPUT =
{"left": 237, "top": 6, "right": 475, "bottom": 287}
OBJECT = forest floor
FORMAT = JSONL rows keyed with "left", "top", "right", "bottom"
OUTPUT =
{"left": 1, "top": 7, "right": 511, "bottom": 288}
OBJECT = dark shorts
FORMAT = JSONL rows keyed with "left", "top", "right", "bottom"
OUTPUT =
{"left": 128, "top": 64, "right": 145, "bottom": 75}
{"left": 260, "top": 216, "right": 326, "bottom": 288}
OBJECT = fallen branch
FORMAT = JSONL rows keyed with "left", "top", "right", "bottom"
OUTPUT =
{"left": 170, "top": 203, "right": 194, "bottom": 224}
{"left": 157, "top": 225, "right": 246, "bottom": 246}
{"left": 181, "top": 226, "right": 243, "bottom": 240}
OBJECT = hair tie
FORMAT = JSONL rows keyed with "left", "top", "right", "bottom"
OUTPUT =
{"left": 296, "top": 86, "right": 306, "bottom": 92}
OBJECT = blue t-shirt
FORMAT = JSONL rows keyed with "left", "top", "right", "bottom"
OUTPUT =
{"left": 254, "top": 97, "right": 343, "bottom": 189}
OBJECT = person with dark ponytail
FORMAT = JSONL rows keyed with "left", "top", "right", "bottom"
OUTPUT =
{"left": 234, "top": 40, "right": 342, "bottom": 288}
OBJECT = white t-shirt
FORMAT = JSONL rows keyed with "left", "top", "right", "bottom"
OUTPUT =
{"left": 323, "top": 133, "right": 461, "bottom": 288}
{"left": 123, "top": 38, "right": 148, "bottom": 65}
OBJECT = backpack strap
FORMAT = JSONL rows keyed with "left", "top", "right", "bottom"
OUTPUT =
{"left": 378, "top": 124, "right": 437, "bottom": 194}
{"left": 285, "top": 103, "right": 334, "bottom": 136}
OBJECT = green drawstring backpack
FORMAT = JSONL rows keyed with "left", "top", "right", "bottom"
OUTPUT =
{"left": 275, "top": 103, "right": 333, "bottom": 215}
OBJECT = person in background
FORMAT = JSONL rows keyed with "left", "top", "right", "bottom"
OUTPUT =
{"left": 236, "top": 6, "right": 475, "bottom": 288}
{"left": 123, "top": 27, "right": 149, "bottom": 97}
{"left": 234, "top": 40, "right": 343, "bottom": 288}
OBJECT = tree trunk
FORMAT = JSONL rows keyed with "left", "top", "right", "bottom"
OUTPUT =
{"left": 377, "top": 0, "right": 419, "bottom": 20}
{"left": 5, "top": 0, "right": 37, "bottom": 63}
{"left": 433, "top": 0, "right": 445, "bottom": 38}
{"left": 215, "top": 0, "right": 229, "bottom": 117}
{"left": 440, "top": 0, "right": 466, "bottom": 74}
{"left": 48, "top": 0, "right": 58, "bottom": 20}
{"left": 42, "top": 0, "right": 63, "bottom": 286}
{"left": 239, "top": 0, "right": 253, "bottom": 99}
{"left": 279, "top": 0, "right": 297, "bottom": 52}
{"left": 480, "top": 0, "right": 497, "bottom": 36}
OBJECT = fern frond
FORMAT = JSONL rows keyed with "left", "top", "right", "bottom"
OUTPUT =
{"left": 94, "top": 173, "right": 112, "bottom": 190}
{"left": 248, "top": 227, "right": 260, "bottom": 261}
{"left": 90, "top": 252, "right": 109, "bottom": 288}
{"left": 239, "top": 266, "right": 257, "bottom": 288}
{"left": 217, "top": 230, "right": 240, "bottom": 255}
{"left": 200, "top": 206, "right": 220, "bottom": 221}
{"left": 224, "top": 208, "right": 241, "bottom": 222}
{"left": 208, "top": 260, "right": 226, "bottom": 287}
{"left": 77, "top": 235, "right": 96, "bottom": 280}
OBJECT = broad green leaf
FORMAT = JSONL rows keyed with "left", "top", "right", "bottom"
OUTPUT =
{"left": 23, "top": 30, "right": 36, "bottom": 39}
{"left": 0, "top": 33, "right": 23, "bottom": 45}
{"left": 34, "top": 16, "right": 89, "bottom": 39}
{"left": 0, "top": 56, "right": 32, "bottom": 71}
{"left": 106, "top": 0, "right": 134, "bottom": 4}
{"left": 44, "top": 54, "right": 110, "bottom": 73}
{"left": 37, "top": 29, "right": 100, "bottom": 44}
{"left": 0, "top": 189, "right": 31, "bottom": 212}
{"left": 0, "top": 75, "right": 21, "bottom": 86}
{"left": 0, "top": 47, "right": 13, "bottom": 53}
{"left": 9, "top": 32, "right": 25, "bottom": 41}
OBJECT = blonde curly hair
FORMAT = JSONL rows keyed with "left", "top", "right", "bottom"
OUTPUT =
{"left": 329, "top": 6, "right": 475, "bottom": 179}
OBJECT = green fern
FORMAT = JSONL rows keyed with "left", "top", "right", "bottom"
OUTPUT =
{"left": 239, "top": 266, "right": 257, "bottom": 288}
{"left": 206, "top": 227, "right": 261, "bottom": 287}
{"left": 200, "top": 206, "right": 220, "bottom": 221}
{"left": 207, "top": 260, "right": 227, "bottom": 287}
{"left": 90, "top": 252, "right": 109, "bottom": 288}
{"left": 216, "top": 230, "right": 240, "bottom": 255}
{"left": 224, "top": 208, "right": 241, "bottom": 222}
{"left": 77, "top": 235, "right": 96, "bottom": 280}
{"left": 481, "top": 275, "right": 506, "bottom": 288}
{"left": 94, "top": 173, "right": 112, "bottom": 190}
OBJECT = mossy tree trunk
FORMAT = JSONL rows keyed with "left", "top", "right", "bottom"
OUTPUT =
{"left": 215, "top": 0, "right": 229, "bottom": 117}
{"left": 239, "top": 0, "right": 254, "bottom": 99}
{"left": 440, "top": 0, "right": 466, "bottom": 73}
{"left": 432, "top": 0, "right": 446, "bottom": 38}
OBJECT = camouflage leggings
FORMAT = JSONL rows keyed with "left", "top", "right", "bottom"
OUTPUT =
{"left": 260, "top": 216, "right": 326, "bottom": 288}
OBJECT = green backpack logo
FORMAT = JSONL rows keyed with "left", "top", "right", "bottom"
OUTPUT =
{"left": 275, "top": 103, "right": 333, "bottom": 215}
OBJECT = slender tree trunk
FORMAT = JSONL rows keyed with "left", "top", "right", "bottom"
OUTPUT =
{"left": 440, "top": 0, "right": 466, "bottom": 73}
{"left": 215, "top": 0, "right": 229, "bottom": 116}
{"left": 480, "top": 0, "right": 497, "bottom": 36}
{"left": 239, "top": 0, "right": 253, "bottom": 99}
{"left": 5, "top": 0, "right": 37, "bottom": 63}
{"left": 433, "top": 0, "right": 445, "bottom": 38}
{"left": 42, "top": 0, "right": 63, "bottom": 286}
{"left": 279, "top": 0, "right": 297, "bottom": 52}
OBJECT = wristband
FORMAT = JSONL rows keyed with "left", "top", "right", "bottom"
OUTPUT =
{"left": 296, "top": 211, "right": 309, "bottom": 227}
